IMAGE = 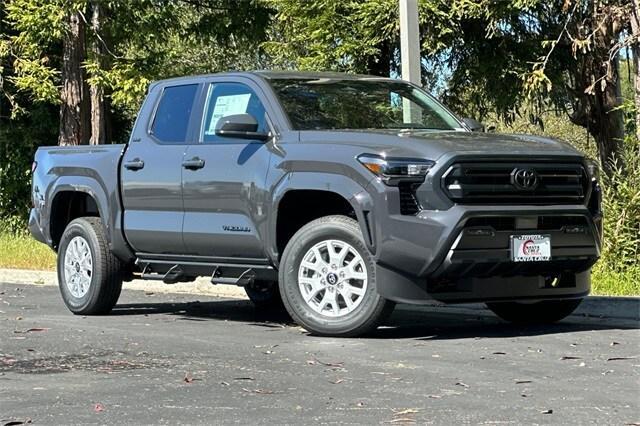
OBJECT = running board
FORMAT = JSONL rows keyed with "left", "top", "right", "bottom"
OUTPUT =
{"left": 135, "top": 257, "right": 275, "bottom": 285}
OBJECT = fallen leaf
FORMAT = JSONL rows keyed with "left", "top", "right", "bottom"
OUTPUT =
{"left": 309, "top": 354, "right": 344, "bottom": 368}
{"left": 427, "top": 395, "right": 442, "bottom": 399}
{"left": 183, "top": 372, "right": 195, "bottom": 384}
{"left": 393, "top": 409, "right": 418, "bottom": 415}
{"left": 515, "top": 380, "right": 532, "bottom": 384}
{"left": 15, "top": 316, "right": 22, "bottom": 321}
{"left": 610, "top": 341, "right": 620, "bottom": 346}
{"left": 560, "top": 356, "right": 581, "bottom": 360}
{"left": 233, "top": 377, "right": 255, "bottom": 381}
{"left": 242, "top": 388, "right": 275, "bottom": 394}
{"left": 492, "top": 351, "right": 507, "bottom": 355}
{"left": 356, "top": 401, "right": 365, "bottom": 407}
{"left": 607, "top": 357, "right": 636, "bottom": 361}
{"left": 455, "top": 382, "right": 469, "bottom": 388}
{"left": 541, "top": 409, "right": 553, "bottom": 414}
{"left": 220, "top": 381, "right": 229, "bottom": 386}
{"left": 94, "top": 403, "right": 105, "bottom": 412}
{"left": 329, "top": 378, "right": 344, "bottom": 384}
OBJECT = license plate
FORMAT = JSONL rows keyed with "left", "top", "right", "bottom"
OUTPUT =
{"left": 510, "top": 234, "right": 551, "bottom": 262}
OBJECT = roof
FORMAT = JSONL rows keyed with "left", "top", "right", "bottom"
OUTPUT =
{"left": 151, "top": 70, "right": 396, "bottom": 87}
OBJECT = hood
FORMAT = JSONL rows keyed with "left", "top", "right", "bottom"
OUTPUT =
{"left": 299, "top": 129, "right": 582, "bottom": 160}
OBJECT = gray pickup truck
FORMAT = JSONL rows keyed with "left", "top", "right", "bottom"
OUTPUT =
{"left": 30, "top": 71, "right": 602, "bottom": 336}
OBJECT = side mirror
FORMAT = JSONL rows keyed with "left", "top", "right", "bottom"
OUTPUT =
{"left": 215, "top": 113, "right": 270, "bottom": 141}
{"left": 462, "top": 117, "right": 485, "bottom": 132}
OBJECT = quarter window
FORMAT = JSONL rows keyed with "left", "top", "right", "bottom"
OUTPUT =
{"left": 151, "top": 84, "right": 198, "bottom": 143}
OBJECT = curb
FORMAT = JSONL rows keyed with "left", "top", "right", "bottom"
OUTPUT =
{"left": 1, "top": 268, "right": 638, "bottom": 321}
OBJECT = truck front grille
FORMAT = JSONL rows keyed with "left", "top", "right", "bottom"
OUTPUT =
{"left": 443, "top": 161, "right": 587, "bottom": 204}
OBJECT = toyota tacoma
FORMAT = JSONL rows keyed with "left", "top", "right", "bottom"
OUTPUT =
{"left": 29, "top": 71, "right": 602, "bottom": 336}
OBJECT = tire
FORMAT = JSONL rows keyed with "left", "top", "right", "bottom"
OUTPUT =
{"left": 57, "top": 217, "right": 123, "bottom": 315}
{"left": 244, "top": 280, "right": 285, "bottom": 311}
{"left": 278, "top": 215, "right": 394, "bottom": 337}
{"left": 486, "top": 298, "right": 583, "bottom": 324}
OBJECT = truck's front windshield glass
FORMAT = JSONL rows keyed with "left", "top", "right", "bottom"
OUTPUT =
{"left": 269, "top": 78, "right": 462, "bottom": 131}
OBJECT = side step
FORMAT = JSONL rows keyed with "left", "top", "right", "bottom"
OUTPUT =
{"left": 135, "top": 257, "right": 275, "bottom": 285}
{"left": 210, "top": 267, "right": 256, "bottom": 286}
{"left": 140, "top": 264, "right": 185, "bottom": 284}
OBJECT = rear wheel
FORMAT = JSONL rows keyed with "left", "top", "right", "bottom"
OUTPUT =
{"left": 279, "top": 215, "right": 394, "bottom": 337}
{"left": 244, "top": 280, "right": 285, "bottom": 311}
{"left": 57, "top": 217, "right": 123, "bottom": 315}
{"left": 486, "top": 298, "right": 583, "bottom": 324}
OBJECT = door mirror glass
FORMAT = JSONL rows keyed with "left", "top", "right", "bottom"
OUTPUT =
{"left": 215, "top": 113, "right": 270, "bottom": 141}
{"left": 462, "top": 117, "right": 485, "bottom": 132}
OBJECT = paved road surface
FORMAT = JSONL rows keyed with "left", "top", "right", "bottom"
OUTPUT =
{"left": 1, "top": 283, "right": 638, "bottom": 425}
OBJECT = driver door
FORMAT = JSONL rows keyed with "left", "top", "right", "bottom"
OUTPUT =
{"left": 181, "top": 79, "right": 273, "bottom": 260}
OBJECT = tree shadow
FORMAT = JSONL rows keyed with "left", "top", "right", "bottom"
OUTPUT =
{"left": 110, "top": 298, "right": 639, "bottom": 340}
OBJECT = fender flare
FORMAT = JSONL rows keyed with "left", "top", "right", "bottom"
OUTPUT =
{"left": 267, "top": 172, "right": 376, "bottom": 263}
{"left": 47, "top": 176, "right": 111, "bottom": 245}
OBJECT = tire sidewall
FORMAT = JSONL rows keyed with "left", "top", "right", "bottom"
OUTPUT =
{"left": 57, "top": 220, "right": 102, "bottom": 313}
{"left": 279, "top": 218, "right": 383, "bottom": 335}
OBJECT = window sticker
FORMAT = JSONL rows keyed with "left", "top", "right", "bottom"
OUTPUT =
{"left": 205, "top": 93, "right": 251, "bottom": 135}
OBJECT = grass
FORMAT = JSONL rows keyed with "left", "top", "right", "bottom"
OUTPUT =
{"left": 1, "top": 231, "right": 637, "bottom": 296}
{"left": 0, "top": 231, "right": 56, "bottom": 270}
{"left": 592, "top": 265, "right": 640, "bottom": 297}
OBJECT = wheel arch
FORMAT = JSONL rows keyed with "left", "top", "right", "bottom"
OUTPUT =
{"left": 48, "top": 177, "right": 110, "bottom": 250}
{"left": 269, "top": 172, "right": 375, "bottom": 264}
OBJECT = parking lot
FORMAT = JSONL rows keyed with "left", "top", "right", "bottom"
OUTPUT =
{"left": 1, "top": 282, "right": 638, "bottom": 425}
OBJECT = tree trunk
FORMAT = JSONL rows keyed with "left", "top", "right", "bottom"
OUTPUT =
{"left": 593, "top": 58, "right": 626, "bottom": 172}
{"left": 59, "top": 9, "right": 89, "bottom": 146}
{"left": 89, "top": 1, "right": 106, "bottom": 145}
{"left": 631, "top": 0, "right": 640, "bottom": 141}
{"left": 569, "top": 3, "right": 626, "bottom": 176}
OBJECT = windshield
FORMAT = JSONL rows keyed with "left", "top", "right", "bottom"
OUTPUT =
{"left": 269, "top": 78, "right": 463, "bottom": 131}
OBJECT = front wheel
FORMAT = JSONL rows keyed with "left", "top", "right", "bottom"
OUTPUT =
{"left": 279, "top": 215, "right": 394, "bottom": 337}
{"left": 57, "top": 217, "right": 123, "bottom": 315}
{"left": 486, "top": 298, "right": 583, "bottom": 324}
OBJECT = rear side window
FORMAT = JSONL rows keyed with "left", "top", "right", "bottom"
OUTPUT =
{"left": 150, "top": 84, "right": 198, "bottom": 143}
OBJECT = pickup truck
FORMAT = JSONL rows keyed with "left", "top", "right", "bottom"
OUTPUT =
{"left": 30, "top": 71, "right": 602, "bottom": 337}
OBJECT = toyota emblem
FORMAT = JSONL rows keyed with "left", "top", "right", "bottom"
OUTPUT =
{"left": 511, "top": 168, "right": 539, "bottom": 190}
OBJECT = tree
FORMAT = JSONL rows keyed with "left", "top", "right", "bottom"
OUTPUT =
{"left": 59, "top": 4, "right": 89, "bottom": 146}
{"left": 2, "top": 0, "right": 273, "bottom": 145}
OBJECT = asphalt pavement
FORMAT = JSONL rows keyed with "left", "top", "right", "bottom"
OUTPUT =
{"left": 1, "top": 282, "right": 638, "bottom": 425}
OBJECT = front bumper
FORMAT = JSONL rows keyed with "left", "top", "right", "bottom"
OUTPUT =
{"left": 371, "top": 204, "right": 601, "bottom": 304}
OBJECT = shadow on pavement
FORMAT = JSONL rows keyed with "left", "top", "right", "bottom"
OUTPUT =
{"left": 110, "top": 299, "right": 639, "bottom": 340}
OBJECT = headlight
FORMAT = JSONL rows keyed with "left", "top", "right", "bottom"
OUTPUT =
{"left": 357, "top": 154, "right": 435, "bottom": 185}
{"left": 586, "top": 158, "right": 599, "bottom": 182}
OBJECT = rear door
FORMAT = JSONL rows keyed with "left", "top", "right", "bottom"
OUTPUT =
{"left": 181, "top": 79, "right": 273, "bottom": 259}
{"left": 120, "top": 83, "right": 200, "bottom": 254}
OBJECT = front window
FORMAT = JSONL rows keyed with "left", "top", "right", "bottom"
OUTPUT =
{"left": 269, "top": 78, "right": 462, "bottom": 131}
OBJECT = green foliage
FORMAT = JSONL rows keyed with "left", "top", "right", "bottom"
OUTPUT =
{"left": 599, "top": 136, "right": 640, "bottom": 272}
{"left": 499, "top": 115, "right": 639, "bottom": 295}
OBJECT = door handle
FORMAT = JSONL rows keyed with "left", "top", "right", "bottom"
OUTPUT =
{"left": 182, "top": 157, "right": 205, "bottom": 170}
{"left": 124, "top": 159, "right": 145, "bottom": 170}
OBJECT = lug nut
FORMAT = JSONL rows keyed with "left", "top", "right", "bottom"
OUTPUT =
{"left": 331, "top": 264, "right": 337, "bottom": 270}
